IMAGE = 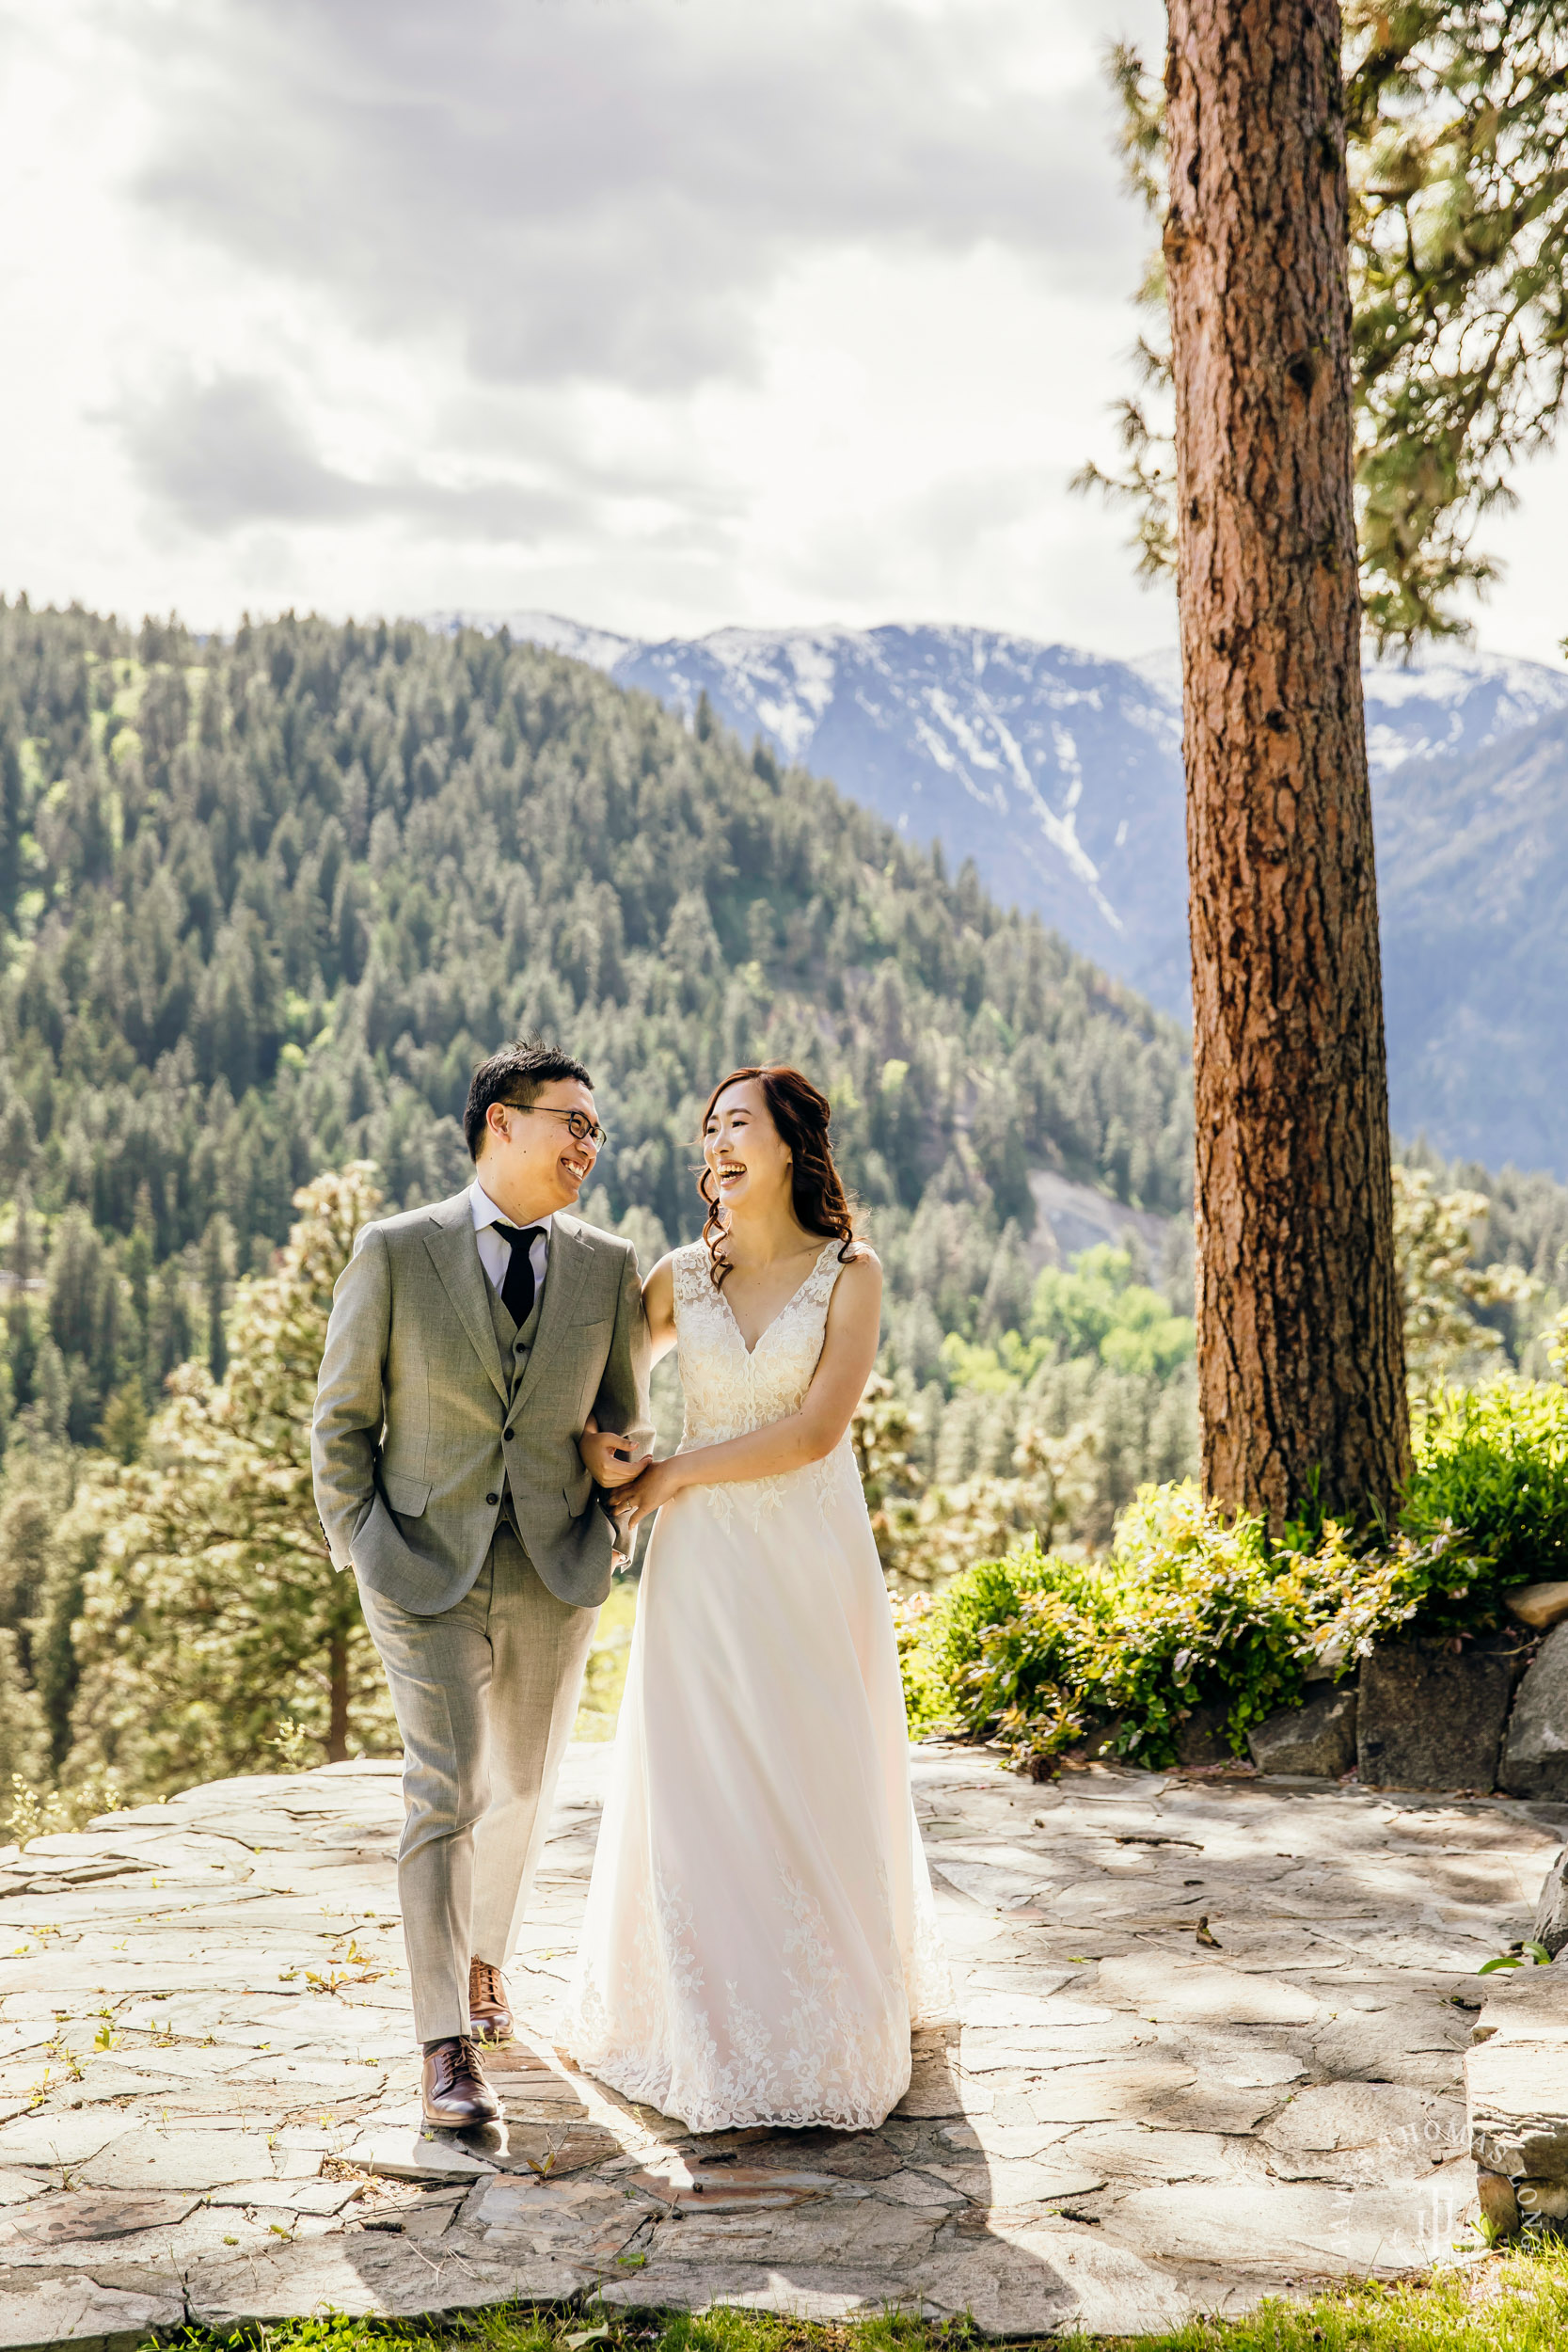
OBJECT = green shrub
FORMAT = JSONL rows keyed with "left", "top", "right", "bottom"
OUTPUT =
{"left": 897, "top": 1555, "right": 1048, "bottom": 1732}
{"left": 1405, "top": 1378, "right": 1568, "bottom": 1592}
{"left": 904, "top": 1377, "right": 1568, "bottom": 1776}
{"left": 917, "top": 1554, "right": 1055, "bottom": 1692}
{"left": 943, "top": 1546, "right": 1105, "bottom": 1764}
{"left": 1083, "top": 1482, "right": 1324, "bottom": 1757}
{"left": 903, "top": 1481, "right": 1495, "bottom": 1772}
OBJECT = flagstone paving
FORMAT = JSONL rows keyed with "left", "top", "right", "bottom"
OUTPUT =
{"left": 1, "top": 1744, "right": 1564, "bottom": 2346}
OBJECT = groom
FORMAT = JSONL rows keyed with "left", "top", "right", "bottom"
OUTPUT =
{"left": 311, "top": 1041, "right": 652, "bottom": 2126}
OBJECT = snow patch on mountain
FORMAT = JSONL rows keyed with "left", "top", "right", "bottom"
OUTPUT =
{"left": 431, "top": 606, "right": 1568, "bottom": 1171}
{"left": 1132, "top": 640, "right": 1568, "bottom": 774}
{"left": 1361, "top": 644, "right": 1568, "bottom": 772}
{"left": 433, "top": 603, "right": 1567, "bottom": 1019}
{"left": 591, "top": 621, "right": 1193, "bottom": 997}
{"left": 431, "top": 610, "right": 641, "bottom": 674}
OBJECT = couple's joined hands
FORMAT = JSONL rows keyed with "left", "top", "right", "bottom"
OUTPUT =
{"left": 578, "top": 1414, "right": 651, "bottom": 1491}
{"left": 580, "top": 1416, "right": 687, "bottom": 1545}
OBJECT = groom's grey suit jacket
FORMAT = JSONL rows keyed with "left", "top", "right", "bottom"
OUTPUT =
{"left": 311, "top": 1189, "right": 651, "bottom": 1616}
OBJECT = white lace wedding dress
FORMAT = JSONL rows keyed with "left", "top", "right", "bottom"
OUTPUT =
{"left": 566, "top": 1238, "right": 948, "bottom": 2132}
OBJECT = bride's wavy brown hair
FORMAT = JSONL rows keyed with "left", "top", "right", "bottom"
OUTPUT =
{"left": 698, "top": 1066, "right": 857, "bottom": 1290}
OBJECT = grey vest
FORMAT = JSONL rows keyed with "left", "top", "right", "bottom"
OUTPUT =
{"left": 485, "top": 1263, "right": 546, "bottom": 1543}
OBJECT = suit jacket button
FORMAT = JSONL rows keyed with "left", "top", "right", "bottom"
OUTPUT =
{"left": 503, "top": 1427, "right": 514, "bottom": 1441}
{"left": 485, "top": 1492, "right": 499, "bottom": 1506}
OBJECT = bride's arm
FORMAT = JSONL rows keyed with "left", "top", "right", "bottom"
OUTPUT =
{"left": 615, "top": 1250, "right": 881, "bottom": 1537}
{"left": 641, "top": 1254, "right": 678, "bottom": 1361}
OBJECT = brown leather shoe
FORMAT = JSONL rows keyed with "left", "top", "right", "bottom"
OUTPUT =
{"left": 468, "top": 1957, "right": 514, "bottom": 2043}
{"left": 421, "top": 2037, "right": 500, "bottom": 2128}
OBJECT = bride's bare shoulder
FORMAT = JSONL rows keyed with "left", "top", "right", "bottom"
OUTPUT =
{"left": 832, "top": 1240, "right": 882, "bottom": 1301}
{"left": 640, "top": 1250, "right": 690, "bottom": 1347}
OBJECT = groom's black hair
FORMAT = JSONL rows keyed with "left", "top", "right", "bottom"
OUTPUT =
{"left": 466, "top": 1041, "right": 594, "bottom": 1160}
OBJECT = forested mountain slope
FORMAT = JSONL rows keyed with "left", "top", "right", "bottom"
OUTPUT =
{"left": 486, "top": 613, "right": 1568, "bottom": 1175}
{"left": 0, "top": 598, "right": 1194, "bottom": 1457}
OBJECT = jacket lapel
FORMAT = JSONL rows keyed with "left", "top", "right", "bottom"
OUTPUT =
{"left": 510, "top": 1214, "right": 594, "bottom": 1419}
{"left": 423, "top": 1195, "right": 508, "bottom": 1404}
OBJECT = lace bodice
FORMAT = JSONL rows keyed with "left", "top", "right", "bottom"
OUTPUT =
{"left": 672, "top": 1237, "right": 847, "bottom": 1445}
{"left": 668, "top": 1238, "right": 861, "bottom": 1534}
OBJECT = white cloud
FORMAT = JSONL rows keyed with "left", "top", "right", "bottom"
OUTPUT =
{"left": 130, "top": 0, "right": 1135, "bottom": 382}
{"left": 0, "top": 0, "right": 1560, "bottom": 665}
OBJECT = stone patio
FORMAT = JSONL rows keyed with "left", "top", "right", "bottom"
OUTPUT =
{"left": 1, "top": 1743, "right": 1564, "bottom": 2346}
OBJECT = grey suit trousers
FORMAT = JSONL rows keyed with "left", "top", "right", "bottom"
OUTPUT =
{"left": 356, "top": 1524, "right": 596, "bottom": 2042}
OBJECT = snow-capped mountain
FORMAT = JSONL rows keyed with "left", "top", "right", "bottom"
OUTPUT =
{"left": 1129, "top": 642, "right": 1568, "bottom": 777}
{"left": 1376, "top": 701, "right": 1568, "bottom": 1173}
{"left": 469, "top": 612, "right": 1568, "bottom": 993}
{"left": 437, "top": 611, "right": 1568, "bottom": 1173}
{"left": 631, "top": 625, "right": 1194, "bottom": 1005}
{"left": 457, "top": 616, "right": 1196, "bottom": 1002}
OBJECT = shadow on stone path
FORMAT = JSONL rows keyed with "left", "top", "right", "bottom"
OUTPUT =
{"left": 1, "top": 1741, "right": 1563, "bottom": 2344}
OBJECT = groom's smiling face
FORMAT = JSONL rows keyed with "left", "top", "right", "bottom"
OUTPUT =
{"left": 479, "top": 1077, "right": 602, "bottom": 1219}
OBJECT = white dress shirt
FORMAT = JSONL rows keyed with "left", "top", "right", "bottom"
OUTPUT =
{"left": 469, "top": 1179, "right": 552, "bottom": 1310}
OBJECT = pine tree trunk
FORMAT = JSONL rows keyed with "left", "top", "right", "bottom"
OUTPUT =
{"left": 1164, "top": 0, "right": 1409, "bottom": 1524}
{"left": 327, "top": 1628, "right": 350, "bottom": 1763}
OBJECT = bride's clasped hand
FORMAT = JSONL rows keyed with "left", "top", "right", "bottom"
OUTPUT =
{"left": 566, "top": 1062, "right": 948, "bottom": 2133}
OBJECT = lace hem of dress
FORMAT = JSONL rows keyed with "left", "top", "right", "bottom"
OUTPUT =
{"left": 908, "top": 1893, "right": 957, "bottom": 2024}
{"left": 567, "top": 2047, "right": 909, "bottom": 2137}
{"left": 567, "top": 1851, "right": 933, "bottom": 2134}
{"left": 571, "top": 1941, "right": 953, "bottom": 2127}
{"left": 567, "top": 1979, "right": 917, "bottom": 2135}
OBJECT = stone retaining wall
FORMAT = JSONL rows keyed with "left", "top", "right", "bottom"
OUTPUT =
{"left": 1466, "top": 1962, "right": 1568, "bottom": 2234}
{"left": 1247, "top": 1586, "right": 1568, "bottom": 1798}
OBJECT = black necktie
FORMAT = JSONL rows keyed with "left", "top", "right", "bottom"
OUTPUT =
{"left": 493, "top": 1223, "right": 545, "bottom": 1329}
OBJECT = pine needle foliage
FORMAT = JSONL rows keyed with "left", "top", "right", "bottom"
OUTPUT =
{"left": 1082, "top": 5, "right": 1568, "bottom": 645}
{"left": 1394, "top": 1162, "right": 1535, "bottom": 1391}
{"left": 66, "top": 1164, "right": 397, "bottom": 1794}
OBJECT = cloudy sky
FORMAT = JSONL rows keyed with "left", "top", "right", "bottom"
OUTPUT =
{"left": 3, "top": 0, "right": 1565, "bottom": 661}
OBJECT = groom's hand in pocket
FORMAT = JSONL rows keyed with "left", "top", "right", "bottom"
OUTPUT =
{"left": 579, "top": 1414, "right": 653, "bottom": 1490}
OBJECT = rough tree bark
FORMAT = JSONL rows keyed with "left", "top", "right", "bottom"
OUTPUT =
{"left": 1164, "top": 0, "right": 1409, "bottom": 1525}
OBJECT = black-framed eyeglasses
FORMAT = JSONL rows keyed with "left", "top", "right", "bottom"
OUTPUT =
{"left": 502, "top": 1103, "right": 609, "bottom": 1151}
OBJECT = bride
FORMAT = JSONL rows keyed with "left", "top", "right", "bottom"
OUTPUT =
{"left": 567, "top": 1064, "right": 946, "bottom": 2132}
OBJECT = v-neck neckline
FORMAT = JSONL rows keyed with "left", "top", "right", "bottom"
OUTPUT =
{"left": 717, "top": 1241, "right": 836, "bottom": 1359}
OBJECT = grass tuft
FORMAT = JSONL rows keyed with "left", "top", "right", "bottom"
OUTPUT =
{"left": 143, "top": 2238, "right": 1568, "bottom": 2352}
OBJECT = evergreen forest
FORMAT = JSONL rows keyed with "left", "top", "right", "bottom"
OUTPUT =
{"left": 1, "top": 596, "right": 1565, "bottom": 1793}
{"left": 0, "top": 597, "right": 1198, "bottom": 1466}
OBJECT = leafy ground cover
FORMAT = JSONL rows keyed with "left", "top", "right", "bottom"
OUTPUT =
{"left": 896, "top": 1375, "right": 1568, "bottom": 1772}
{"left": 141, "top": 2239, "right": 1568, "bottom": 2352}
